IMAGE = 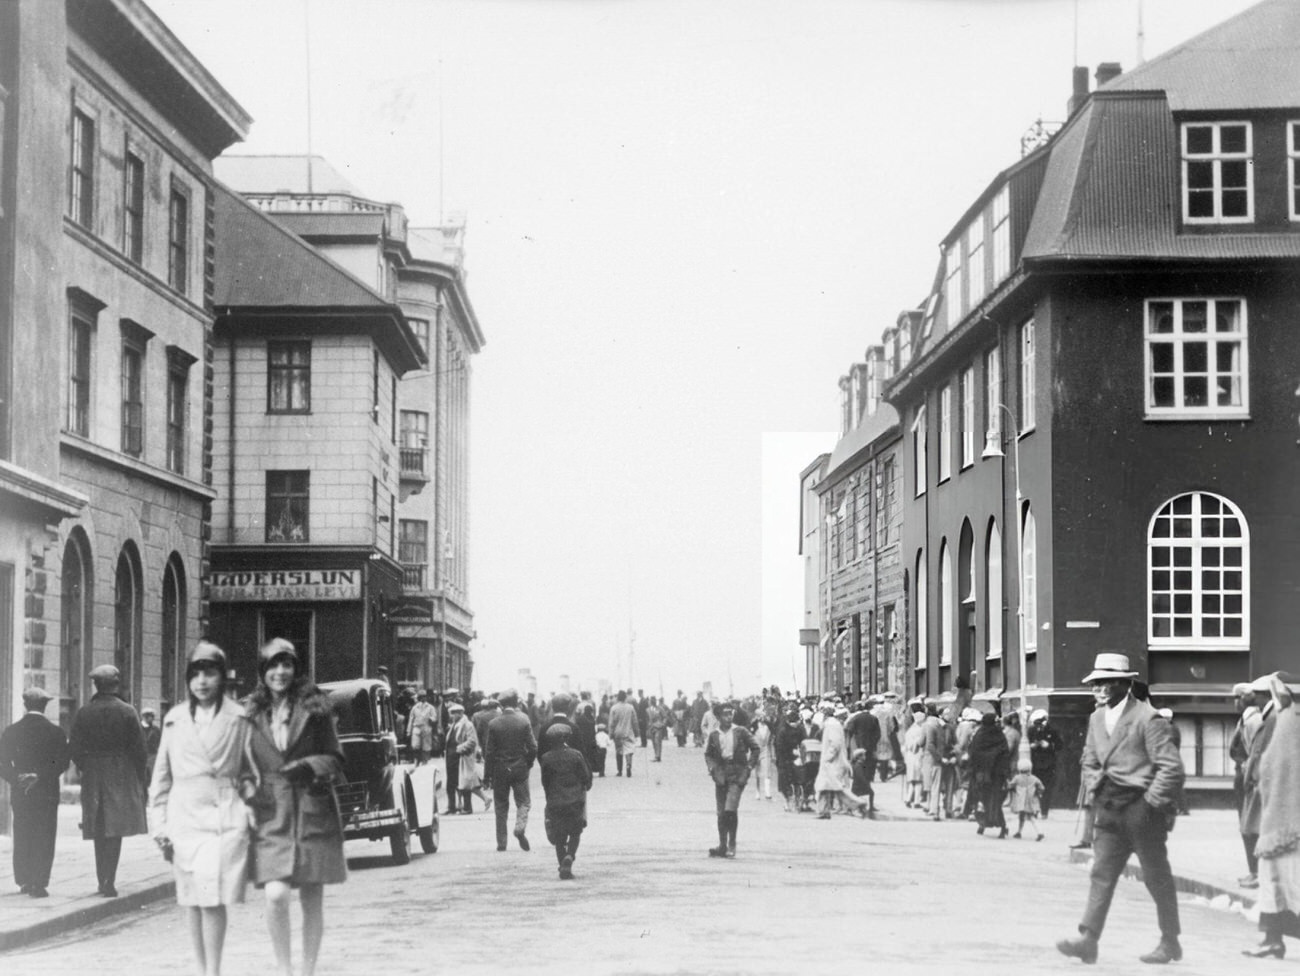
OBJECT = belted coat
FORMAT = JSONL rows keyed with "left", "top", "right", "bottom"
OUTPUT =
{"left": 69, "top": 692, "right": 148, "bottom": 839}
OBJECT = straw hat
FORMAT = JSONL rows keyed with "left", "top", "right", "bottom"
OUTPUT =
{"left": 1081, "top": 652, "right": 1139, "bottom": 684}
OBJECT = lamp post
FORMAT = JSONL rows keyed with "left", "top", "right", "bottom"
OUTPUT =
{"left": 981, "top": 403, "right": 1033, "bottom": 769}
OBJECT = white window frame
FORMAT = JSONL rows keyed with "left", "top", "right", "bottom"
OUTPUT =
{"left": 944, "top": 242, "right": 963, "bottom": 327}
{"left": 916, "top": 550, "right": 928, "bottom": 671}
{"left": 1019, "top": 320, "right": 1036, "bottom": 433}
{"left": 1181, "top": 121, "right": 1253, "bottom": 224}
{"left": 960, "top": 365, "right": 975, "bottom": 469}
{"left": 1147, "top": 491, "right": 1249, "bottom": 651}
{"left": 1288, "top": 122, "right": 1300, "bottom": 221}
{"left": 912, "top": 406, "right": 927, "bottom": 497}
{"left": 967, "top": 218, "right": 985, "bottom": 307}
{"left": 1144, "top": 298, "right": 1248, "bottom": 419}
{"left": 939, "top": 540, "right": 953, "bottom": 666}
{"left": 991, "top": 186, "right": 1010, "bottom": 284}
{"left": 987, "top": 521, "right": 1003, "bottom": 660}
{"left": 1021, "top": 505, "right": 1037, "bottom": 653}
{"left": 938, "top": 385, "right": 952, "bottom": 482}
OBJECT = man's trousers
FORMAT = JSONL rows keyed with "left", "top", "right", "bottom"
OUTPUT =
{"left": 1080, "top": 797, "right": 1180, "bottom": 939}
{"left": 445, "top": 751, "right": 460, "bottom": 813}
{"left": 493, "top": 769, "right": 531, "bottom": 847}
{"left": 12, "top": 802, "right": 58, "bottom": 888}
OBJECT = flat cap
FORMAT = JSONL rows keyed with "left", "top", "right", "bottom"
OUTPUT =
{"left": 22, "top": 686, "right": 54, "bottom": 705}
{"left": 89, "top": 664, "right": 121, "bottom": 682}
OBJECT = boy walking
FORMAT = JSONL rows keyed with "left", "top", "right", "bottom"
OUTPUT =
{"left": 539, "top": 724, "right": 592, "bottom": 880}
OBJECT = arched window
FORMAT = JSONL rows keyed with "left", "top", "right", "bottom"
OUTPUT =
{"left": 986, "top": 521, "right": 1003, "bottom": 659}
{"left": 915, "top": 550, "right": 928, "bottom": 673}
{"left": 1149, "top": 492, "right": 1248, "bottom": 647}
{"left": 115, "top": 543, "right": 143, "bottom": 704}
{"left": 160, "top": 556, "right": 187, "bottom": 709}
{"left": 939, "top": 539, "right": 953, "bottom": 665}
{"left": 1022, "top": 506, "right": 1037, "bottom": 651}
{"left": 61, "top": 529, "right": 94, "bottom": 708}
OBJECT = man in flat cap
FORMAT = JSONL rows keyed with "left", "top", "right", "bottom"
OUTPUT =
{"left": 0, "top": 687, "right": 69, "bottom": 897}
{"left": 68, "top": 665, "right": 148, "bottom": 897}
{"left": 1057, "top": 653, "right": 1185, "bottom": 966}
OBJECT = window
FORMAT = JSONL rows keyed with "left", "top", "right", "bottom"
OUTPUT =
{"left": 120, "top": 343, "right": 143, "bottom": 456}
{"left": 1148, "top": 492, "right": 1248, "bottom": 648}
{"left": 68, "top": 313, "right": 93, "bottom": 436}
{"left": 987, "top": 521, "right": 1003, "bottom": 659}
{"left": 1145, "top": 298, "right": 1247, "bottom": 418}
{"left": 400, "top": 410, "right": 429, "bottom": 475}
{"left": 898, "top": 323, "right": 912, "bottom": 369}
{"left": 160, "top": 557, "right": 186, "bottom": 708}
{"left": 399, "top": 520, "right": 428, "bottom": 590}
{"left": 939, "top": 539, "right": 952, "bottom": 666}
{"left": 372, "top": 348, "right": 380, "bottom": 423}
{"left": 855, "top": 474, "right": 871, "bottom": 560}
{"left": 967, "top": 219, "right": 985, "bottom": 307}
{"left": 912, "top": 407, "right": 927, "bottom": 496}
{"left": 267, "top": 341, "right": 310, "bottom": 413}
{"left": 265, "top": 471, "right": 310, "bottom": 542}
{"left": 839, "top": 377, "right": 852, "bottom": 436}
{"left": 915, "top": 551, "right": 928, "bottom": 671}
{"left": 408, "top": 318, "right": 430, "bottom": 358}
{"left": 1289, "top": 123, "right": 1300, "bottom": 221}
{"left": 1182, "top": 122, "right": 1252, "bottom": 223}
{"left": 61, "top": 530, "right": 93, "bottom": 701}
{"left": 1019, "top": 320, "right": 1035, "bottom": 431}
{"left": 1022, "top": 505, "right": 1037, "bottom": 652}
{"left": 70, "top": 108, "right": 95, "bottom": 229}
{"left": 960, "top": 365, "right": 975, "bottom": 468}
{"left": 938, "top": 384, "right": 952, "bottom": 481}
{"left": 944, "top": 242, "right": 963, "bottom": 325}
{"left": 168, "top": 185, "right": 189, "bottom": 294}
{"left": 984, "top": 346, "right": 1001, "bottom": 441}
{"left": 165, "top": 348, "right": 195, "bottom": 475}
{"left": 123, "top": 152, "right": 144, "bottom": 263}
{"left": 875, "top": 457, "right": 894, "bottom": 550}
{"left": 115, "top": 544, "right": 143, "bottom": 704}
{"left": 991, "top": 186, "right": 1010, "bottom": 283}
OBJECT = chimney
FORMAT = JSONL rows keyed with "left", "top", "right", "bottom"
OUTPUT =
{"left": 1067, "top": 65, "right": 1089, "bottom": 116}
{"left": 1095, "top": 62, "right": 1122, "bottom": 88}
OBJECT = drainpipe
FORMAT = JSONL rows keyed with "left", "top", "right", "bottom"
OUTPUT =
{"left": 227, "top": 329, "right": 236, "bottom": 543}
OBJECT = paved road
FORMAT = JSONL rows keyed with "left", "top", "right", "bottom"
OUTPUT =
{"left": 4, "top": 741, "right": 1261, "bottom": 976}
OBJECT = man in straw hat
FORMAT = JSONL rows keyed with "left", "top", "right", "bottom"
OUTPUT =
{"left": 0, "top": 687, "right": 70, "bottom": 897}
{"left": 1056, "top": 652, "right": 1185, "bottom": 966}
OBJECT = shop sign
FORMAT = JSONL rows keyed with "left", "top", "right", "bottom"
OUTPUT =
{"left": 210, "top": 569, "right": 360, "bottom": 602}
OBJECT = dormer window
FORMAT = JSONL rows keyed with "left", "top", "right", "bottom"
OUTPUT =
{"left": 1181, "top": 122, "right": 1252, "bottom": 223}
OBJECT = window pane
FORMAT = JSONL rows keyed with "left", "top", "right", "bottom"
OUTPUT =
{"left": 1182, "top": 302, "right": 1208, "bottom": 332}
{"left": 1183, "top": 342, "right": 1208, "bottom": 373}
{"left": 1184, "top": 376, "right": 1208, "bottom": 406}
{"left": 1153, "top": 594, "right": 1170, "bottom": 615}
{"left": 1149, "top": 302, "right": 1174, "bottom": 334}
{"left": 1186, "top": 160, "right": 1214, "bottom": 189}
{"left": 1225, "top": 619, "right": 1243, "bottom": 637}
{"left": 1221, "top": 125, "right": 1248, "bottom": 154}
{"left": 1204, "top": 619, "right": 1221, "bottom": 638}
{"left": 1151, "top": 377, "right": 1175, "bottom": 406}
{"left": 1222, "top": 189, "right": 1249, "bottom": 218}
{"left": 1174, "top": 617, "right": 1193, "bottom": 636}
{"left": 1186, "top": 126, "right": 1214, "bottom": 154}
{"left": 1152, "top": 570, "right": 1170, "bottom": 590}
{"left": 1150, "top": 343, "right": 1174, "bottom": 371}
{"left": 1215, "top": 301, "right": 1241, "bottom": 333}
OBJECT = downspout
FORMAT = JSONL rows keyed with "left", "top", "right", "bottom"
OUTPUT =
{"left": 227, "top": 326, "right": 236, "bottom": 543}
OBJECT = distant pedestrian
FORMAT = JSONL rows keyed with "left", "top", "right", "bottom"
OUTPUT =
{"left": 850, "top": 748, "right": 875, "bottom": 817}
{"left": 967, "top": 712, "right": 1010, "bottom": 839}
{"left": 704, "top": 703, "right": 760, "bottom": 857}
{"left": 774, "top": 708, "right": 804, "bottom": 811}
{"left": 1230, "top": 681, "right": 1265, "bottom": 889}
{"left": 1008, "top": 759, "right": 1045, "bottom": 841}
{"left": 635, "top": 690, "right": 649, "bottom": 748}
{"left": 149, "top": 642, "right": 251, "bottom": 976}
{"left": 141, "top": 707, "right": 162, "bottom": 781}
{"left": 244, "top": 638, "right": 348, "bottom": 976}
{"left": 750, "top": 714, "right": 774, "bottom": 800}
{"left": 672, "top": 691, "right": 689, "bottom": 747}
{"left": 608, "top": 690, "right": 640, "bottom": 778}
{"left": 647, "top": 697, "right": 669, "bottom": 762}
{"left": 537, "top": 693, "right": 576, "bottom": 760}
{"left": 593, "top": 724, "right": 610, "bottom": 777}
{"left": 540, "top": 723, "right": 592, "bottom": 880}
{"left": 0, "top": 687, "right": 69, "bottom": 898}
{"left": 1028, "top": 708, "right": 1063, "bottom": 817}
{"left": 814, "top": 705, "right": 870, "bottom": 818}
{"left": 69, "top": 664, "right": 148, "bottom": 898}
{"left": 1056, "top": 653, "right": 1184, "bottom": 967}
{"left": 408, "top": 691, "right": 438, "bottom": 765}
{"left": 485, "top": 689, "right": 537, "bottom": 852}
{"left": 448, "top": 703, "right": 491, "bottom": 814}
{"left": 690, "top": 692, "right": 708, "bottom": 747}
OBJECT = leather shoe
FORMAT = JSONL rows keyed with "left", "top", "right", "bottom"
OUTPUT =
{"left": 28, "top": 887, "right": 49, "bottom": 898}
{"left": 99, "top": 884, "right": 118, "bottom": 898}
{"left": 514, "top": 830, "right": 530, "bottom": 851}
{"left": 707, "top": 845, "right": 727, "bottom": 858}
{"left": 559, "top": 855, "right": 574, "bottom": 880}
{"left": 1242, "top": 940, "right": 1285, "bottom": 959}
{"left": 1139, "top": 938, "right": 1182, "bottom": 964}
{"left": 1239, "top": 874, "right": 1259, "bottom": 889}
{"left": 1056, "top": 934, "right": 1099, "bottom": 964}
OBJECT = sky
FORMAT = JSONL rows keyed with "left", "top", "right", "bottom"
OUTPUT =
{"left": 149, "top": 0, "right": 1260, "bottom": 696}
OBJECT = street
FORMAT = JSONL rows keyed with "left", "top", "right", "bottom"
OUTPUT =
{"left": 3, "top": 740, "right": 1260, "bottom": 976}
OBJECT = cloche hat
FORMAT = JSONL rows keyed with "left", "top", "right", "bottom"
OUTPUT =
{"left": 1081, "top": 652, "right": 1139, "bottom": 684}
{"left": 188, "top": 640, "right": 227, "bottom": 671}
{"left": 259, "top": 637, "right": 299, "bottom": 672}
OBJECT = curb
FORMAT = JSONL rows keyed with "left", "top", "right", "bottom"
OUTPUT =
{"left": 1067, "top": 848, "right": 1257, "bottom": 910}
{"left": 0, "top": 879, "right": 175, "bottom": 953}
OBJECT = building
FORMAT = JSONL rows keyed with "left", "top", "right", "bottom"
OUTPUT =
{"left": 214, "top": 156, "right": 484, "bottom": 693}
{"left": 814, "top": 344, "right": 905, "bottom": 700}
{"left": 3, "top": 0, "right": 249, "bottom": 744}
{"left": 797, "top": 454, "right": 828, "bottom": 695}
{"left": 208, "top": 183, "right": 424, "bottom": 691}
{"left": 885, "top": 0, "right": 1300, "bottom": 802}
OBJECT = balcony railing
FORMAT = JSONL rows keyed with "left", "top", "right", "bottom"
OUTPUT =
{"left": 402, "top": 563, "right": 427, "bottom": 590}
{"left": 399, "top": 447, "right": 429, "bottom": 478}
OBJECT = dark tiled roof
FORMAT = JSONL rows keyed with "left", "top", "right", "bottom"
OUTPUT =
{"left": 1102, "top": 0, "right": 1300, "bottom": 111}
{"left": 1022, "top": 93, "right": 1300, "bottom": 261}
{"left": 213, "top": 182, "right": 397, "bottom": 309}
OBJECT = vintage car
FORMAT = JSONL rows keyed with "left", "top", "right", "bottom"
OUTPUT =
{"left": 319, "top": 678, "right": 439, "bottom": 865}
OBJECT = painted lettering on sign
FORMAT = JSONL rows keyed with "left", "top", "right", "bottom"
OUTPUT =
{"left": 209, "top": 569, "right": 361, "bottom": 602}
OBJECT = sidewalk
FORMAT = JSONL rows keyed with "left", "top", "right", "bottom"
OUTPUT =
{"left": 0, "top": 803, "right": 174, "bottom": 952}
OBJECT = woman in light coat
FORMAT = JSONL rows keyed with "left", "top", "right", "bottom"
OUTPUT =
{"left": 813, "top": 708, "right": 869, "bottom": 818}
{"left": 245, "top": 638, "right": 346, "bottom": 976}
{"left": 149, "top": 641, "right": 251, "bottom": 976}
{"left": 448, "top": 703, "right": 491, "bottom": 813}
{"left": 408, "top": 691, "right": 438, "bottom": 764}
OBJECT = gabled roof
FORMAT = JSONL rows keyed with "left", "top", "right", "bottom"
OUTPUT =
{"left": 824, "top": 404, "right": 900, "bottom": 483}
{"left": 215, "top": 155, "right": 366, "bottom": 196}
{"left": 213, "top": 183, "right": 425, "bottom": 373}
{"left": 1101, "top": 0, "right": 1300, "bottom": 111}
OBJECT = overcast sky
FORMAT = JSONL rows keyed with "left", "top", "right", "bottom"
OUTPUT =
{"left": 150, "top": 0, "right": 1258, "bottom": 696}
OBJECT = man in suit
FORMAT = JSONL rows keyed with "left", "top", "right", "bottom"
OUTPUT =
{"left": 537, "top": 692, "right": 577, "bottom": 760}
{"left": 1057, "top": 653, "right": 1185, "bottom": 966}
{"left": 0, "top": 688, "right": 70, "bottom": 897}
{"left": 704, "top": 702, "right": 760, "bottom": 858}
{"left": 69, "top": 664, "right": 148, "bottom": 897}
{"left": 485, "top": 689, "right": 537, "bottom": 852}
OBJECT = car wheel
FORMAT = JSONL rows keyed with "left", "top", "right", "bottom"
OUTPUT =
{"left": 389, "top": 823, "right": 411, "bottom": 865}
{"left": 418, "top": 820, "right": 438, "bottom": 853}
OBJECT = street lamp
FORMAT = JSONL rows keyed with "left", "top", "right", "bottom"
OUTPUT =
{"left": 981, "top": 403, "right": 1033, "bottom": 769}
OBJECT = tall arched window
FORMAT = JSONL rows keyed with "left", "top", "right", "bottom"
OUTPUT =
{"left": 939, "top": 540, "right": 953, "bottom": 666}
{"left": 1022, "top": 506, "right": 1037, "bottom": 651}
{"left": 61, "top": 529, "right": 94, "bottom": 708}
{"left": 1149, "top": 492, "right": 1248, "bottom": 647}
{"left": 160, "top": 556, "right": 187, "bottom": 709}
{"left": 115, "top": 543, "right": 144, "bottom": 704}
{"left": 915, "top": 550, "right": 928, "bottom": 674}
{"left": 986, "top": 521, "right": 1003, "bottom": 659}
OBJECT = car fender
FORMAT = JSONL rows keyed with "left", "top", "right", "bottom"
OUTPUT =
{"left": 400, "top": 762, "right": 439, "bottom": 829}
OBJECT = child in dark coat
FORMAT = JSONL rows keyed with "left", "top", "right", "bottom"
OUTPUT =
{"left": 539, "top": 724, "right": 593, "bottom": 879}
{"left": 850, "top": 748, "right": 875, "bottom": 818}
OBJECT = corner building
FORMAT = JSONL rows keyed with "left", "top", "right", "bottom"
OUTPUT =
{"left": 886, "top": 0, "right": 1300, "bottom": 805}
